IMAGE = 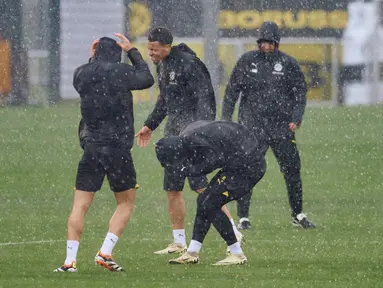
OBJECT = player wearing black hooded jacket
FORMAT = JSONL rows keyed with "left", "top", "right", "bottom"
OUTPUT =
{"left": 222, "top": 22, "right": 315, "bottom": 229}
{"left": 136, "top": 27, "right": 242, "bottom": 255}
{"left": 54, "top": 34, "right": 154, "bottom": 273}
{"left": 155, "top": 120, "right": 266, "bottom": 265}
{"left": 76, "top": 37, "right": 154, "bottom": 149}
{"left": 143, "top": 44, "right": 216, "bottom": 135}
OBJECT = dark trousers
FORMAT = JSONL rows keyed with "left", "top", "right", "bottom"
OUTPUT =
{"left": 192, "top": 162, "right": 266, "bottom": 246}
{"left": 237, "top": 136, "right": 303, "bottom": 219}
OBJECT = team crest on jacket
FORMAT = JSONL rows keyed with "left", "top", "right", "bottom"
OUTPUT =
{"left": 274, "top": 63, "right": 283, "bottom": 72}
{"left": 170, "top": 71, "right": 175, "bottom": 80}
{"left": 169, "top": 71, "right": 177, "bottom": 85}
{"left": 272, "top": 63, "right": 284, "bottom": 75}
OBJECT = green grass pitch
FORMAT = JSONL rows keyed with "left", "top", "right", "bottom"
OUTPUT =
{"left": 0, "top": 102, "right": 382, "bottom": 287}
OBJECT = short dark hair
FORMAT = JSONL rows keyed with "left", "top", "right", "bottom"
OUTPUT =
{"left": 148, "top": 27, "right": 173, "bottom": 45}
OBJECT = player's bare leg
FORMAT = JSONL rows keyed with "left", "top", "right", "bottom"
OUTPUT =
{"left": 54, "top": 190, "right": 95, "bottom": 272}
{"left": 154, "top": 191, "right": 187, "bottom": 254}
{"left": 95, "top": 188, "right": 136, "bottom": 272}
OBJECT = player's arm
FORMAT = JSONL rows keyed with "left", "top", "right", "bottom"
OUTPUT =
{"left": 111, "top": 49, "right": 154, "bottom": 91}
{"left": 136, "top": 91, "right": 168, "bottom": 147}
{"left": 221, "top": 55, "right": 246, "bottom": 121}
{"left": 143, "top": 91, "right": 168, "bottom": 131}
{"left": 289, "top": 58, "right": 307, "bottom": 127}
{"left": 111, "top": 33, "right": 154, "bottom": 91}
{"left": 78, "top": 118, "right": 85, "bottom": 150}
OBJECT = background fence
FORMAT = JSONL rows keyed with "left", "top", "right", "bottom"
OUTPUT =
{"left": 2, "top": 0, "right": 380, "bottom": 107}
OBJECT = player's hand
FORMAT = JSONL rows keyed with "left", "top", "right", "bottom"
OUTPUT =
{"left": 288, "top": 122, "right": 298, "bottom": 131}
{"left": 135, "top": 126, "right": 152, "bottom": 147}
{"left": 114, "top": 33, "right": 134, "bottom": 52}
{"left": 90, "top": 39, "right": 99, "bottom": 57}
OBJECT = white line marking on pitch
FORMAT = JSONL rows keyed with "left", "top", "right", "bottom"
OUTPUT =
{"left": 1, "top": 239, "right": 380, "bottom": 247}
{"left": 0, "top": 240, "right": 65, "bottom": 246}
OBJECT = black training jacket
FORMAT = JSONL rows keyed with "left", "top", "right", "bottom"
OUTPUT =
{"left": 222, "top": 50, "right": 307, "bottom": 139}
{"left": 74, "top": 48, "right": 154, "bottom": 148}
{"left": 144, "top": 43, "right": 216, "bottom": 136}
{"left": 179, "top": 120, "right": 265, "bottom": 177}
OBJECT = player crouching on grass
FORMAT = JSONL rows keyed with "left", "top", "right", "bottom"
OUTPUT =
{"left": 155, "top": 120, "right": 266, "bottom": 265}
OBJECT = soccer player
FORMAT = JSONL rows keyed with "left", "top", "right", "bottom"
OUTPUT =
{"left": 155, "top": 120, "right": 266, "bottom": 265}
{"left": 54, "top": 34, "right": 154, "bottom": 272}
{"left": 135, "top": 27, "right": 242, "bottom": 254}
{"left": 222, "top": 21, "right": 315, "bottom": 229}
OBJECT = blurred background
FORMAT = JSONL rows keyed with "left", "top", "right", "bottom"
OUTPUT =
{"left": 0, "top": 0, "right": 382, "bottom": 107}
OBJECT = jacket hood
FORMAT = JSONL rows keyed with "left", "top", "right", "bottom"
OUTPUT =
{"left": 155, "top": 136, "right": 188, "bottom": 165}
{"left": 257, "top": 22, "right": 281, "bottom": 44}
{"left": 95, "top": 37, "right": 122, "bottom": 63}
{"left": 171, "top": 43, "right": 197, "bottom": 57}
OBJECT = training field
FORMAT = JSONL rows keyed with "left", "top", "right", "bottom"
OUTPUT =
{"left": 1, "top": 102, "right": 382, "bottom": 287}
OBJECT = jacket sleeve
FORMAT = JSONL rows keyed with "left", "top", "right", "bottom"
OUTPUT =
{"left": 78, "top": 118, "right": 85, "bottom": 150}
{"left": 183, "top": 149, "right": 224, "bottom": 177}
{"left": 111, "top": 48, "right": 155, "bottom": 91}
{"left": 72, "top": 66, "right": 83, "bottom": 93}
{"left": 143, "top": 91, "right": 168, "bottom": 131}
{"left": 73, "top": 57, "right": 95, "bottom": 93}
{"left": 289, "top": 59, "right": 307, "bottom": 124}
{"left": 183, "top": 60, "right": 216, "bottom": 120}
{"left": 221, "top": 55, "right": 247, "bottom": 121}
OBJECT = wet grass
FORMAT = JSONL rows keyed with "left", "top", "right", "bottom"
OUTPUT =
{"left": 0, "top": 101, "right": 382, "bottom": 287}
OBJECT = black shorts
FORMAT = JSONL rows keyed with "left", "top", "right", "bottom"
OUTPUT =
{"left": 163, "top": 166, "right": 208, "bottom": 192}
{"left": 75, "top": 144, "right": 137, "bottom": 192}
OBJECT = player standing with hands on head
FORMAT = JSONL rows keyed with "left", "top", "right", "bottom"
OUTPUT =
{"left": 222, "top": 21, "right": 316, "bottom": 229}
{"left": 54, "top": 33, "right": 154, "bottom": 272}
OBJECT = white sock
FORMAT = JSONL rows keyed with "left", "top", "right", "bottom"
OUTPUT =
{"left": 187, "top": 240, "right": 202, "bottom": 253}
{"left": 64, "top": 240, "right": 79, "bottom": 265}
{"left": 230, "top": 219, "right": 240, "bottom": 234}
{"left": 100, "top": 232, "right": 119, "bottom": 256}
{"left": 229, "top": 242, "right": 243, "bottom": 255}
{"left": 173, "top": 229, "right": 186, "bottom": 247}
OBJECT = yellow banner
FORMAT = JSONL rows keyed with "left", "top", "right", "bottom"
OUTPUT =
{"left": 131, "top": 41, "right": 338, "bottom": 102}
{"left": 127, "top": 2, "right": 348, "bottom": 38}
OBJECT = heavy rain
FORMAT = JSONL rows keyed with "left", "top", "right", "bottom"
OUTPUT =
{"left": 0, "top": 0, "right": 382, "bottom": 287}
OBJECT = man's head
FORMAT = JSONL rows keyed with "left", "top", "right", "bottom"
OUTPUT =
{"left": 155, "top": 136, "right": 187, "bottom": 167}
{"left": 95, "top": 37, "right": 122, "bottom": 62}
{"left": 147, "top": 27, "right": 173, "bottom": 64}
{"left": 257, "top": 22, "right": 281, "bottom": 53}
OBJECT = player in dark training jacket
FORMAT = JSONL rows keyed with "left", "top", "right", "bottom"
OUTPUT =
{"left": 155, "top": 120, "right": 266, "bottom": 265}
{"left": 136, "top": 27, "right": 242, "bottom": 255}
{"left": 222, "top": 22, "right": 315, "bottom": 229}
